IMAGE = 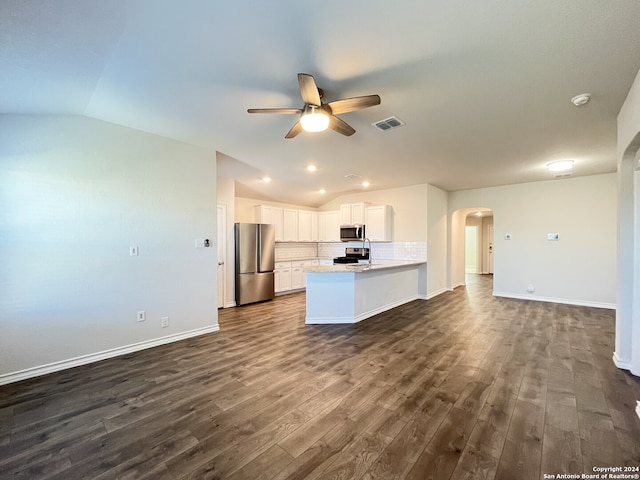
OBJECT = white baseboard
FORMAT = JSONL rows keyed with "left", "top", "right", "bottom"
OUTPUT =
{"left": 613, "top": 352, "right": 633, "bottom": 371}
{"left": 492, "top": 291, "right": 615, "bottom": 310}
{"left": 0, "top": 325, "right": 220, "bottom": 387}
{"left": 426, "top": 288, "right": 448, "bottom": 300}
{"left": 451, "top": 282, "right": 465, "bottom": 290}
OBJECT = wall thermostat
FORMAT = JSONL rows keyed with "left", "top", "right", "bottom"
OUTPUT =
{"left": 547, "top": 233, "right": 560, "bottom": 241}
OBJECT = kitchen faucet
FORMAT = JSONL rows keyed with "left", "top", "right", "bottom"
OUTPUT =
{"left": 362, "top": 237, "right": 372, "bottom": 266}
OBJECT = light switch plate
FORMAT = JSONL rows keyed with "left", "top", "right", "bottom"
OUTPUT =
{"left": 130, "top": 246, "right": 139, "bottom": 256}
{"left": 505, "top": 234, "right": 511, "bottom": 240}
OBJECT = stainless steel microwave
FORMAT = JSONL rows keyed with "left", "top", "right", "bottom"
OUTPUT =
{"left": 340, "top": 224, "right": 366, "bottom": 242}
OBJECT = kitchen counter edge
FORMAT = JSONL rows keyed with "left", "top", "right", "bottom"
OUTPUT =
{"left": 304, "top": 260, "right": 426, "bottom": 273}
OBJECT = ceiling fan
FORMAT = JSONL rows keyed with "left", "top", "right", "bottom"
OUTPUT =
{"left": 248, "top": 73, "right": 381, "bottom": 138}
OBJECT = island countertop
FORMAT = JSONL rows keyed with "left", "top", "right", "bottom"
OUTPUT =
{"left": 304, "top": 259, "right": 426, "bottom": 273}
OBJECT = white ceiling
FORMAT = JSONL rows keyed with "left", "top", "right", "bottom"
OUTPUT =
{"left": 3, "top": 1, "right": 640, "bottom": 207}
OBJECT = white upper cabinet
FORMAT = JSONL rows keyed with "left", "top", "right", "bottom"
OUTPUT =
{"left": 255, "top": 204, "right": 386, "bottom": 242}
{"left": 318, "top": 210, "right": 341, "bottom": 241}
{"left": 365, "top": 205, "right": 393, "bottom": 242}
{"left": 282, "top": 209, "right": 298, "bottom": 241}
{"left": 298, "top": 210, "right": 317, "bottom": 241}
{"left": 340, "top": 202, "right": 369, "bottom": 225}
{"left": 255, "top": 205, "right": 283, "bottom": 241}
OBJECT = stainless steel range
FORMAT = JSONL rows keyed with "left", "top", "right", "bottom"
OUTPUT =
{"left": 333, "top": 247, "right": 370, "bottom": 264}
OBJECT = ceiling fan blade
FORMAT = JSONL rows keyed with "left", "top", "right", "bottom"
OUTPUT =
{"left": 285, "top": 120, "right": 303, "bottom": 139}
{"left": 247, "top": 108, "right": 302, "bottom": 114}
{"left": 298, "top": 73, "right": 322, "bottom": 106}
{"left": 328, "top": 115, "right": 356, "bottom": 136}
{"left": 326, "top": 95, "right": 381, "bottom": 115}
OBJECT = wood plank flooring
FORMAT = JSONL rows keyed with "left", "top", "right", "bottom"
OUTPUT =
{"left": 1, "top": 274, "right": 639, "bottom": 479}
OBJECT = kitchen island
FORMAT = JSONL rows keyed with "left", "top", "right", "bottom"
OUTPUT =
{"left": 304, "top": 260, "right": 427, "bottom": 324}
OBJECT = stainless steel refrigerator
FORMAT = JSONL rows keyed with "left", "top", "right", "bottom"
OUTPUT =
{"left": 234, "top": 223, "right": 275, "bottom": 306}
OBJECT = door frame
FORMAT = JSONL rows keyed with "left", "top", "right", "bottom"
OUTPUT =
{"left": 217, "top": 204, "right": 226, "bottom": 309}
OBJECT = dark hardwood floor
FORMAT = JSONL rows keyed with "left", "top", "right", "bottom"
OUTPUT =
{"left": 1, "top": 274, "right": 639, "bottom": 479}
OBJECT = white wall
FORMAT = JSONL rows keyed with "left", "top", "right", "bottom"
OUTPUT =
{"left": 449, "top": 174, "right": 617, "bottom": 308}
{"left": 426, "top": 184, "right": 448, "bottom": 298}
{"left": 0, "top": 115, "right": 219, "bottom": 383}
{"left": 615, "top": 66, "right": 640, "bottom": 376}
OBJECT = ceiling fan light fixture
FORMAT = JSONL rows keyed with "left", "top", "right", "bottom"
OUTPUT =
{"left": 300, "top": 105, "right": 329, "bottom": 132}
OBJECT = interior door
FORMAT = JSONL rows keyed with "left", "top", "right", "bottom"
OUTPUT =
{"left": 217, "top": 205, "right": 226, "bottom": 308}
{"left": 488, "top": 224, "right": 494, "bottom": 274}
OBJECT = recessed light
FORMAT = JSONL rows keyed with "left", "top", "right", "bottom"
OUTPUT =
{"left": 262, "top": 176, "right": 271, "bottom": 183}
{"left": 570, "top": 93, "right": 591, "bottom": 106}
{"left": 319, "top": 188, "right": 326, "bottom": 194}
{"left": 307, "top": 165, "right": 317, "bottom": 172}
{"left": 546, "top": 160, "right": 574, "bottom": 172}
{"left": 476, "top": 212, "right": 482, "bottom": 217}
{"left": 362, "top": 181, "right": 370, "bottom": 187}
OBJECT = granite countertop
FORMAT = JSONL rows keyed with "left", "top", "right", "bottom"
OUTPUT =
{"left": 275, "top": 257, "right": 333, "bottom": 263}
{"left": 304, "top": 259, "right": 426, "bottom": 273}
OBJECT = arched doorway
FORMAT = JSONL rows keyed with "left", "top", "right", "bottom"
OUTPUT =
{"left": 450, "top": 207, "right": 494, "bottom": 290}
{"left": 614, "top": 134, "right": 640, "bottom": 376}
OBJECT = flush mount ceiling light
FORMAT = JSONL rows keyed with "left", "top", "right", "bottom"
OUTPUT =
{"left": 262, "top": 176, "right": 271, "bottom": 183}
{"left": 299, "top": 105, "right": 329, "bottom": 133}
{"left": 547, "top": 160, "right": 574, "bottom": 172}
{"left": 362, "top": 181, "right": 370, "bottom": 187}
{"left": 306, "top": 164, "right": 317, "bottom": 172}
{"left": 318, "top": 188, "right": 326, "bottom": 194}
{"left": 570, "top": 93, "right": 591, "bottom": 106}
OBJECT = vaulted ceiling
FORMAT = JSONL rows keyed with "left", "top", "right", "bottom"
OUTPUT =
{"left": 3, "top": 1, "right": 640, "bottom": 207}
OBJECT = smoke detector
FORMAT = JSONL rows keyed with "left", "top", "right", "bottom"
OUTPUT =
{"left": 570, "top": 93, "right": 591, "bottom": 106}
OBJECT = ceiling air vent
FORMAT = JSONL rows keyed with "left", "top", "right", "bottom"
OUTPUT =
{"left": 372, "top": 116, "right": 405, "bottom": 132}
{"left": 553, "top": 172, "right": 573, "bottom": 179}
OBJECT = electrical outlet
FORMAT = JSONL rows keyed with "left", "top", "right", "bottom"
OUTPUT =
{"left": 161, "top": 316, "right": 169, "bottom": 328}
{"left": 130, "top": 246, "right": 139, "bottom": 256}
{"left": 137, "top": 311, "right": 146, "bottom": 322}
{"left": 527, "top": 284, "right": 535, "bottom": 293}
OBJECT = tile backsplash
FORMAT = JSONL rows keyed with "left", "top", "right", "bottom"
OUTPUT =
{"left": 275, "top": 243, "right": 318, "bottom": 261}
{"left": 276, "top": 241, "right": 427, "bottom": 261}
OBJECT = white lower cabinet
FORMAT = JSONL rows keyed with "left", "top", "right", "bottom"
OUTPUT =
{"left": 275, "top": 262, "right": 292, "bottom": 293}
{"left": 275, "top": 260, "right": 316, "bottom": 293}
{"left": 291, "top": 266, "right": 304, "bottom": 289}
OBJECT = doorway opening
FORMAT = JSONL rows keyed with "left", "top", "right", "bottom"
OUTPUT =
{"left": 451, "top": 207, "right": 494, "bottom": 292}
